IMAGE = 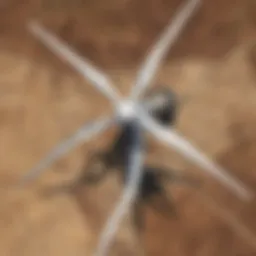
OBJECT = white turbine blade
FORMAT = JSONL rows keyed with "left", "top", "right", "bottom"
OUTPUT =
{"left": 141, "top": 89, "right": 175, "bottom": 115}
{"left": 20, "top": 116, "right": 115, "bottom": 185}
{"left": 142, "top": 93, "right": 170, "bottom": 112}
{"left": 130, "top": 0, "right": 201, "bottom": 100}
{"left": 139, "top": 111, "right": 253, "bottom": 201}
{"left": 95, "top": 122, "right": 144, "bottom": 256}
{"left": 28, "top": 21, "right": 121, "bottom": 104}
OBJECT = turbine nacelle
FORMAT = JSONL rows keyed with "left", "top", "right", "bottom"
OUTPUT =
{"left": 116, "top": 100, "right": 139, "bottom": 123}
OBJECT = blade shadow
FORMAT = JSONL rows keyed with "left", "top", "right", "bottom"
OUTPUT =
{"left": 41, "top": 151, "right": 201, "bottom": 227}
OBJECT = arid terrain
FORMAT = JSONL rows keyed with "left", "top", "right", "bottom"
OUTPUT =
{"left": 1, "top": 0, "right": 256, "bottom": 255}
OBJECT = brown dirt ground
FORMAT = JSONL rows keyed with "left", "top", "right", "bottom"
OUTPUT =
{"left": 1, "top": 0, "right": 256, "bottom": 255}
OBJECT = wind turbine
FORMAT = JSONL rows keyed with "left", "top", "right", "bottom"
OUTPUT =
{"left": 22, "top": 0, "right": 253, "bottom": 255}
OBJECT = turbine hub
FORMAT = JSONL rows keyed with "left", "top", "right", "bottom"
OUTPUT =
{"left": 117, "top": 100, "right": 138, "bottom": 121}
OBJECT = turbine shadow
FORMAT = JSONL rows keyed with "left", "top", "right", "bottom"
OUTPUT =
{"left": 41, "top": 147, "right": 201, "bottom": 231}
